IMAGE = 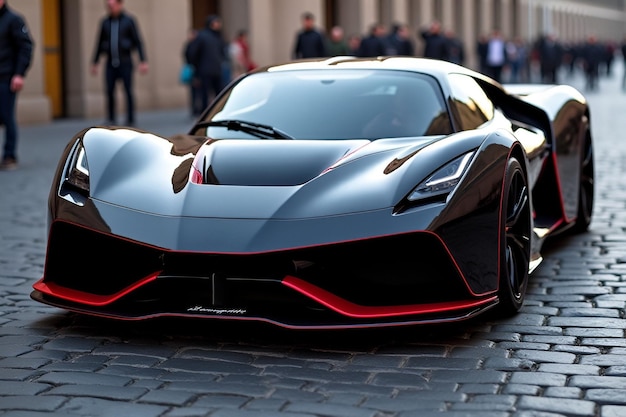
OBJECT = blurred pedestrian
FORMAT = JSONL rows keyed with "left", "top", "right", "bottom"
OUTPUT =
{"left": 347, "top": 34, "right": 361, "bottom": 56}
{"left": 581, "top": 35, "right": 604, "bottom": 91}
{"left": 604, "top": 41, "right": 616, "bottom": 76}
{"left": 621, "top": 38, "right": 626, "bottom": 90}
{"left": 91, "top": 0, "right": 148, "bottom": 127}
{"left": 229, "top": 29, "right": 256, "bottom": 80}
{"left": 357, "top": 23, "right": 386, "bottom": 57}
{"left": 565, "top": 41, "right": 581, "bottom": 77}
{"left": 183, "top": 28, "right": 202, "bottom": 117}
{"left": 485, "top": 29, "right": 506, "bottom": 82}
{"left": 476, "top": 34, "right": 489, "bottom": 74}
{"left": 187, "top": 15, "right": 228, "bottom": 112}
{"left": 506, "top": 36, "right": 528, "bottom": 83}
{"left": 420, "top": 20, "right": 448, "bottom": 60}
{"left": 293, "top": 12, "right": 327, "bottom": 59}
{"left": 445, "top": 30, "right": 464, "bottom": 65}
{"left": 537, "top": 33, "right": 563, "bottom": 83}
{"left": 326, "top": 26, "right": 350, "bottom": 56}
{"left": 386, "top": 23, "right": 414, "bottom": 56}
{"left": 0, "top": 0, "right": 32, "bottom": 171}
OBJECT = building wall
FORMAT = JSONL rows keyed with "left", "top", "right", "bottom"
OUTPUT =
{"left": 13, "top": 0, "right": 626, "bottom": 125}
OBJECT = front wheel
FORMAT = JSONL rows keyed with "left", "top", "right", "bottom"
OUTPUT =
{"left": 497, "top": 157, "right": 531, "bottom": 316}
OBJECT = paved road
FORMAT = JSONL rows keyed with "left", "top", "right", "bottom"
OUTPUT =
{"left": 1, "top": 66, "right": 626, "bottom": 417}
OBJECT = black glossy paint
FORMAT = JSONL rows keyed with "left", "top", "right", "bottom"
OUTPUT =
{"left": 32, "top": 57, "right": 592, "bottom": 328}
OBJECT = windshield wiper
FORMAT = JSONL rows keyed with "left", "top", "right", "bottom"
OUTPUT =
{"left": 195, "top": 119, "right": 294, "bottom": 140}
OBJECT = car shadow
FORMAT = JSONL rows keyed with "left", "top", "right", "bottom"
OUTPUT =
{"left": 46, "top": 311, "right": 490, "bottom": 353}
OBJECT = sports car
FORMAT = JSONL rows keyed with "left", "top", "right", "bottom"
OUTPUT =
{"left": 31, "top": 57, "right": 594, "bottom": 329}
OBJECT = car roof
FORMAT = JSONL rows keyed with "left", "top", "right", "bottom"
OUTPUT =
{"left": 260, "top": 56, "right": 487, "bottom": 81}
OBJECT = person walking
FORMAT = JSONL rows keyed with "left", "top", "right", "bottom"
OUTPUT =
{"left": 183, "top": 28, "right": 202, "bottom": 117}
{"left": 386, "top": 23, "right": 414, "bottom": 56}
{"left": 293, "top": 12, "right": 327, "bottom": 59}
{"left": 326, "top": 25, "right": 351, "bottom": 56}
{"left": 621, "top": 38, "right": 626, "bottom": 90}
{"left": 445, "top": 30, "right": 464, "bottom": 65}
{"left": 581, "top": 34, "right": 604, "bottom": 91}
{"left": 485, "top": 29, "right": 506, "bottom": 82}
{"left": 420, "top": 20, "right": 448, "bottom": 60}
{"left": 0, "top": 0, "right": 33, "bottom": 171}
{"left": 347, "top": 33, "right": 361, "bottom": 55}
{"left": 91, "top": 0, "right": 148, "bottom": 127}
{"left": 356, "top": 23, "right": 387, "bottom": 57}
{"left": 229, "top": 29, "right": 256, "bottom": 80}
{"left": 537, "top": 33, "right": 563, "bottom": 84}
{"left": 187, "top": 15, "right": 228, "bottom": 112}
{"left": 476, "top": 34, "right": 489, "bottom": 74}
{"left": 506, "top": 36, "right": 528, "bottom": 83}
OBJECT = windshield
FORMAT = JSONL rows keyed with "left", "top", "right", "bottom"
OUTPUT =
{"left": 193, "top": 69, "right": 452, "bottom": 140}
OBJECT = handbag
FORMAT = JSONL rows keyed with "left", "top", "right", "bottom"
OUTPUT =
{"left": 179, "top": 64, "right": 194, "bottom": 84}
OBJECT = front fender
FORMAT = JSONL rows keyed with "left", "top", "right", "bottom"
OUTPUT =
{"left": 433, "top": 130, "right": 520, "bottom": 294}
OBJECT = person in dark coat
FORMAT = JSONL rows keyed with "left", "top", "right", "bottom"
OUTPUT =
{"left": 91, "top": 0, "right": 148, "bottom": 126}
{"left": 445, "top": 30, "right": 465, "bottom": 65}
{"left": 187, "top": 15, "right": 228, "bottom": 112}
{"left": 183, "top": 28, "right": 202, "bottom": 117}
{"left": 476, "top": 34, "right": 489, "bottom": 74}
{"left": 386, "top": 23, "right": 414, "bottom": 56}
{"left": 581, "top": 35, "right": 604, "bottom": 91}
{"left": 537, "top": 33, "right": 563, "bottom": 83}
{"left": 357, "top": 23, "right": 387, "bottom": 57}
{"left": 293, "top": 12, "right": 327, "bottom": 59}
{"left": 621, "top": 38, "right": 626, "bottom": 90}
{"left": 420, "top": 20, "right": 448, "bottom": 60}
{"left": 0, "top": 0, "right": 32, "bottom": 171}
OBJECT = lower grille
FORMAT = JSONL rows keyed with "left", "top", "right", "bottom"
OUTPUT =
{"left": 43, "top": 221, "right": 470, "bottom": 308}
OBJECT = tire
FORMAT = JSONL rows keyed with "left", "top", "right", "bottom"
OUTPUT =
{"left": 571, "top": 130, "right": 594, "bottom": 233}
{"left": 497, "top": 157, "right": 531, "bottom": 316}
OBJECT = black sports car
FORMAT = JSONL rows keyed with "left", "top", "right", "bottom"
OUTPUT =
{"left": 32, "top": 57, "right": 594, "bottom": 329}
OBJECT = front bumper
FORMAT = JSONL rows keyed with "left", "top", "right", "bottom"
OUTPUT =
{"left": 32, "top": 220, "right": 498, "bottom": 329}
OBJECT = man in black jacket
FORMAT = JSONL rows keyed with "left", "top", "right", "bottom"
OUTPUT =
{"left": 293, "top": 12, "right": 327, "bottom": 59}
{"left": 356, "top": 23, "right": 387, "bottom": 57}
{"left": 622, "top": 39, "right": 626, "bottom": 90}
{"left": 187, "top": 15, "right": 227, "bottom": 112}
{"left": 91, "top": 0, "right": 148, "bottom": 126}
{"left": 0, "top": 0, "right": 32, "bottom": 171}
{"left": 420, "top": 20, "right": 449, "bottom": 60}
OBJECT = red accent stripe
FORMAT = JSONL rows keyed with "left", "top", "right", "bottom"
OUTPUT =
{"left": 282, "top": 275, "right": 497, "bottom": 318}
{"left": 32, "top": 272, "right": 161, "bottom": 306}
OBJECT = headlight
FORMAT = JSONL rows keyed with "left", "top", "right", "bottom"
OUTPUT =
{"left": 408, "top": 151, "right": 474, "bottom": 201}
{"left": 60, "top": 139, "right": 90, "bottom": 201}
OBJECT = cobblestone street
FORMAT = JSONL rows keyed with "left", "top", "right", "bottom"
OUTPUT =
{"left": 1, "top": 64, "right": 626, "bottom": 417}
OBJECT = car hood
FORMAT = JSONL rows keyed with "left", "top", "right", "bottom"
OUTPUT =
{"left": 193, "top": 138, "right": 372, "bottom": 186}
{"left": 82, "top": 128, "right": 446, "bottom": 219}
